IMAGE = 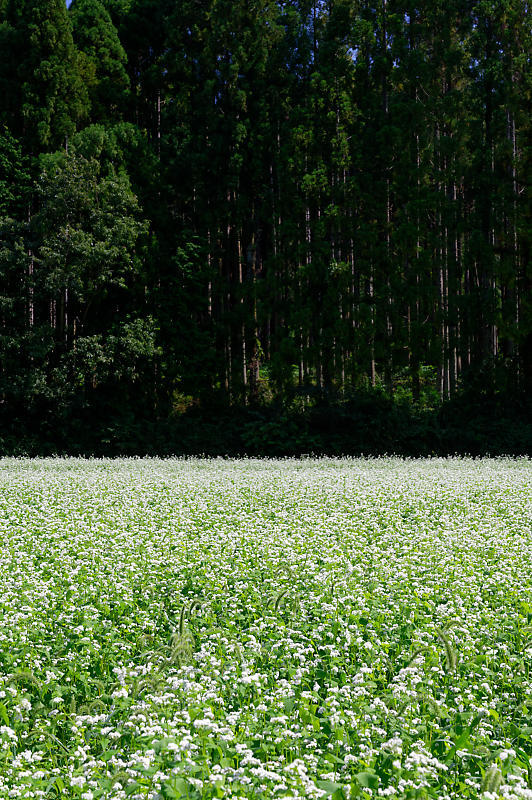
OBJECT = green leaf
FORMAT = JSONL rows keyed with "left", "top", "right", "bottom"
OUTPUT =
{"left": 283, "top": 697, "right": 295, "bottom": 714}
{"left": 44, "top": 777, "right": 59, "bottom": 797}
{"left": 0, "top": 703, "right": 9, "bottom": 726}
{"left": 355, "top": 771, "right": 380, "bottom": 789}
{"left": 324, "top": 753, "right": 344, "bottom": 764}
{"left": 161, "top": 777, "right": 189, "bottom": 798}
{"left": 317, "top": 779, "right": 345, "bottom": 797}
{"left": 454, "top": 730, "right": 470, "bottom": 749}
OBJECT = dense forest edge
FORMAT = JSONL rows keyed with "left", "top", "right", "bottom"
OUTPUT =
{"left": 0, "top": 0, "right": 530, "bottom": 456}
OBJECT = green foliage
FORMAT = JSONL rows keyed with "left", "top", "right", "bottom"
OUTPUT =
{"left": 0, "top": 0, "right": 88, "bottom": 151}
{"left": 0, "top": 137, "right": 151, "bottom": 425}
{"left": 0, "top": 0, "right": 530, "bottom": 452}
{"left": 35, "top": 147, "right": 145, "bottom": 300}
{"left": 0, "top": 127, "right": 30, "bottom": 217}
{"left": 70, "top": 0, "right": 129, "bottom": 123}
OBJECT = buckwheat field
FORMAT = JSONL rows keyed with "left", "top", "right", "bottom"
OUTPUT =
{"left": 1, "top": 457, "right": 532, "bottom": 800}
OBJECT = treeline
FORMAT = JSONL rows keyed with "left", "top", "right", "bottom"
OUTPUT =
{"left": 0, "top": 0, "right": 530, "bottom": 454}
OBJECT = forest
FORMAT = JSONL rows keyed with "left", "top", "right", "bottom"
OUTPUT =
{"left": 0, "top": 0, "right": 530, "bottom": 455}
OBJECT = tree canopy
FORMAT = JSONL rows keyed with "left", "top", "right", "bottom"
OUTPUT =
{"left": 0, "top": 0, "right": 530, "bottom": 454}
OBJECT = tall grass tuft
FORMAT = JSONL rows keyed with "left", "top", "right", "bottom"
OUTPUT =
{"left": 480, "top": 764, "right": 502, "bottom": 795}
{"left": 436, "top": 627, "right": 457, "bottom": 672}
{"left": 273, "top": 588, "right": 289, "bottom": 612}
{"left": 168, "top": 601, "right": 200, "bottom": 665}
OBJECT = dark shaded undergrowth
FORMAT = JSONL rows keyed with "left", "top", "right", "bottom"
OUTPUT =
{"left": 2, "top": 390, "right": 530, "bottom": 457}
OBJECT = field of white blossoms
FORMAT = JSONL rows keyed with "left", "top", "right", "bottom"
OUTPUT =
{"left": 0, "top": 457, "right": 531, "bottom": 800}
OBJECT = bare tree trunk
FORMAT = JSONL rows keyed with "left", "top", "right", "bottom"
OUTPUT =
{"left": 248, "top": 232, "right": 260, "bottom": 402}
{"left": 237, "top": 234, "right": 247, "bottom": 402}
{"left": 369, "top": 267, "right": 376, "bottom": 387}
